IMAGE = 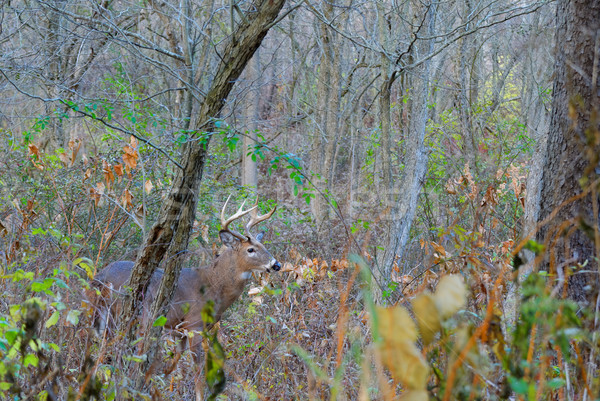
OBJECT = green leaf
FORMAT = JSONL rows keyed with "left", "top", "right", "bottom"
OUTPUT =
{"left": 204, "top": 332, "right": 226, "bottom": 397}
{"left": 75, "top": 258, "right": 95, "bottom": 279}
{"left": 153, "top": 316, "right": 167, "bottom": 327}
{"left": 201, "top": 301, "right": 216, "bottom": 325}
{"left": 547, "top": 378, "right": 565, "bottom": 390}
{"left": 45, "top": 311, "right": 60, "bottom": 328}
{"left": 23, "top": 354, "right": 39, "bottom": 368}
{"left": 0, "top": 382, "right": 12, "bottom": 391}
{"left": 5, "top": 329, "right": 19, "bottom": 345}
{"left": 66, "top": 310, "right": 81, "bottom": 326}
{"left": 47, "top": 343, "right": 60, "bottom": 352}
{"left": 124, "top": 354, "right": 146, "bottom": 363}
{"left": 508, "top": 377, "right": 529, "bottom": 395}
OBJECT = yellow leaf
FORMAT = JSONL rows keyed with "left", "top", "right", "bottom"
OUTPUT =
{"left": 434, "top": 275, "right": 466, "bottom": 319}
{"left": 399, "top": 390, "right": 429, "bottom": 401}
{"left": 374, "top": 306, "right": 429, "bottom": 390}
{"left": 376, "top": 305, "right": 417, "bottom": 342}
{"left": 412, "top": 293, "right": 441, "bottom": 345}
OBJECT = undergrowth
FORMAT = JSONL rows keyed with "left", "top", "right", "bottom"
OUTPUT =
{"left": 0, "top": 130, "right": 598, "bottom": 400}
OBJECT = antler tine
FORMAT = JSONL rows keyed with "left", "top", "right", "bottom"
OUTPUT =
{"left": 220, "top": 195, "right": 257, "bottom": 240}
{"left": 245, "top": 197, "right": 277, "bottom": 238}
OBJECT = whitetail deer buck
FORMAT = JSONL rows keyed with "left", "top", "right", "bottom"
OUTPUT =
{"left": 90, "top": 196, "right": 280, "bottom": 395}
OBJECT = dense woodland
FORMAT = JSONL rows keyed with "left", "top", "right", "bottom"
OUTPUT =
{"left": 0, "top": 0, "right": 599, "bottom": 399}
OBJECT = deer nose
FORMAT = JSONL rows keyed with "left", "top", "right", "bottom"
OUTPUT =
{"left": 272, "top": 260, "right": 281, "bottom": 271}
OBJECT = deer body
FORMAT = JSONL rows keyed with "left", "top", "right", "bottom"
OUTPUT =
{"left": 90, "top": 197, "right": 280, "bottom": 400}
{"left": 94, "top": 238, "right": 279, "bottom": 334}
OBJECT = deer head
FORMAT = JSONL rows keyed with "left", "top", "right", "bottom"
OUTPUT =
{"left": 218, "top": 195, "right": 281, "bottom": 278}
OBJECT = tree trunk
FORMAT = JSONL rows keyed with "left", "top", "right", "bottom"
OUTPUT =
{"left": 538, "top": 0, "right": 600, "bottom": 304}
{"left": 378, "top": 2, "right": 437, "bottom": 300}
{"left": 378, "top": 0, "right": 393, "bottom": 194}
{"left": 118, "top": 0, "right": 287, "bottom": 379}
{"left": 310, "top": 8, "right": 333, "bottom": 226}
{"left": 242, "top": 51, "right": 260, "bottom": 189}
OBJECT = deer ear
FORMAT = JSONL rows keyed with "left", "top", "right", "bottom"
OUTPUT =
{"left": 219, "top": 231, "right": 240, "bottom": 249}
{"left": 255, "top": 231, "right": 265, "bottom": 242}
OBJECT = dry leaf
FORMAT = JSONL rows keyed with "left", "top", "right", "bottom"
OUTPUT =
{"left": 95, "top": 182, "right": 105, "bottom": 195}
{"left": 135, "top": 204, "right": 144, "bottom": 220}
{"left": 28, "top": 144, "right": 44, "bottom": 170}
{"left": 281, "top": 262, "right": 294, "bottom": 272}
{"left": 28, "top": 143, "right": 40, "bottom": 158}
{"left": 69, "top": 139, "right": 81, "bottom": 164}
{"left": 248, "top": 287, "right": 263, "bottom": 296}
{"left": 434, "top": 274, "right": 466, "bottom": 319}
{"left": 122, "top": 136, "right": 139, "bottom": 170}
{"left": 374, "top": 306, "right": 428, "bottom": 390}
{"left": 121, "top": 189, "right": 133, "bottom": 210}
{"left": 144, "top": 179, "right": 153, "bottom": 194}
{"left": 430, "top": 241, "right": 447, "bottom": 258}
{"left": 399, "top": 390, "right": 429, "bottom": 401}
{"left": 114, "top": 163, "right": 124, "bottom": 178}
{"left": 58, "top": 152, "right": 70, "bottom": 166}
{"left": 413, "top": 292, "right": 441, "bottom": 345}
{"left": 201, "top": 224, "right": 209, "bottom": 243}
{"left": 103, "top": 160, "right": 115, "bottom": 186}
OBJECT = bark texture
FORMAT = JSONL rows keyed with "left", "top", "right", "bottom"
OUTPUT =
{"left": 538, "top": 0, "right": 600, "bottom": 303}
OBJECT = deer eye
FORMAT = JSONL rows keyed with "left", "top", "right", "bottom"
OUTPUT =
{"left": 247, "top": 248, "right": 255, "bottom": 253}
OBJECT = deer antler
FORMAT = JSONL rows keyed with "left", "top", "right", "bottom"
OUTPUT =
{"left": 245, "top": 197, "right": 277, "bottom": 239}
{"left": 220, "top": 195, "right": 257, "bottom": 240}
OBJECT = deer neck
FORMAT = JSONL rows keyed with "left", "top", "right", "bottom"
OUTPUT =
{"left": 198, "top": 249, "right": 250, "bottom": 316}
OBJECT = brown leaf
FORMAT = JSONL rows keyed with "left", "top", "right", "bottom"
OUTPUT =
{"left": 28, "top": 143, "right": 40, "bottom": 158}
{"left": 281, "top": 262, "right": 294, "bottom": 272}
{"left": 58, "top": 152, "right": 70, "bottom": 166}
{"left": 122, "top": 136, "right": 139, "bottom": 170}
{"left": 102, "top": 160, "right": 115, "bottom": 186}
{"left": 114, "top": 163, "right": 124, "bottom": 178}
{"left": 135, "top": 204, "right": 144, "bottom": 220}
{"left": 144, "top": 179, "right": 153, "bottom": 194}
{"left": 430, "top": 241, "right": 446, "bottom": 258}
{"left": 199, "top": 223, "right": 209, "bottom": 243}
{"left": 129, "top": 135, "right": 138, "bottom": 149}
{"left": 69, "top": 139, "right": 81, "bottom": 165}
{"left": 28, "top": 144, "right": 44, "bottom": 170}
{"left": 95, "top": 182, "right": 105, "bottom": 195}
{"left": 121, "top": 189, "right": 133, "bottom": 210}
{"left": 248, "top": 287, "right": 263, "bottom": 296}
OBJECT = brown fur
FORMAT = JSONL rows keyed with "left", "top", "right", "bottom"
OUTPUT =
{"left": 89, "top": 233, "right": 280, "bottom": 359}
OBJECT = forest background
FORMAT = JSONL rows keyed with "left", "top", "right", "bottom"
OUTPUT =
{"left": 0, "top": 0, "right": 599, "bottom": 399}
